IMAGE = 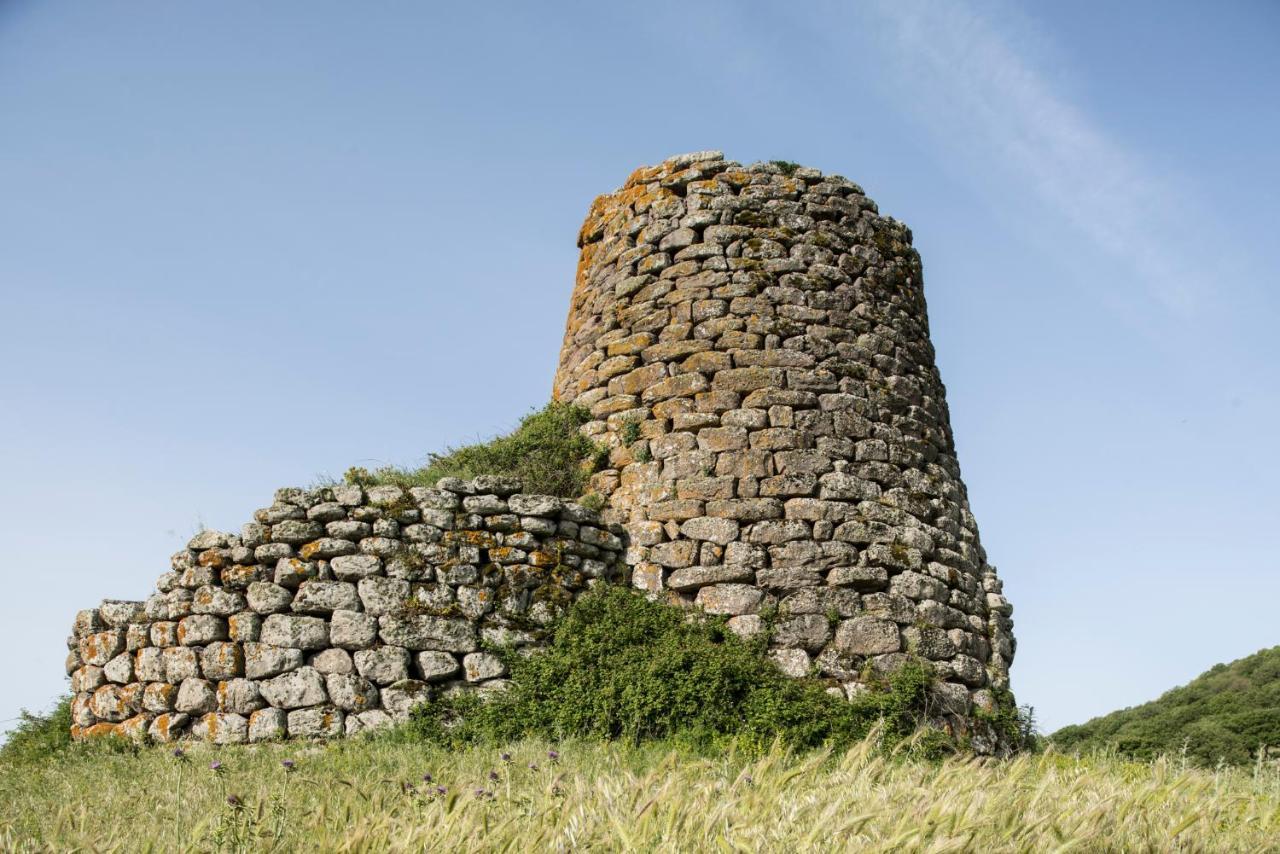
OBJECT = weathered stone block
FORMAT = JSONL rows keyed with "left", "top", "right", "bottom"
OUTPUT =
{"left": 833, "top": 616, "right": 901, "bottom": 656}
{"left": 260, "top": 614, "right": 329, "bottom": 650}
{"left": 694, "top": 583, "right": 763, "bottom": 616}
{"left": 378, "top": 614, "right": 477, "bottom": 652}
{"left": 330, "top": 609, "right": 379, "bottom": 649}
{"left": 178, "top": 615, "right": 227, "bottom": 646}
{"left": 326, "top": 673, "right": 379, "bottom": 712}
{"left": 292, "top": 580, "right": 360, "bottom": 614}
{"left": 243, "top": 642, "right": 304, "bottom": 680}
{"left": 248, "top": 707, "right": 288, "bottom": 742}
{"left": 463, "top": 652, "right": 507, "bottom": 682}
{"left": 354, "top": 646, "right": 411, "bottom": 685}
{"left": 193, "top": 712, "right": 248, "bottom": 744}
{"left": 260, "top": 666, "right": 328, "bottom": 709}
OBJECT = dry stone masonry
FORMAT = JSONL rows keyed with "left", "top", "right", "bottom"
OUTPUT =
{"left": 66, "top": 478, "right": 624, "bottom": 743}
{"left": 65, "top": 151, "right": 1015, "bottom": 746}
{"left": 554, "top": 152, "right": 1015, "bottom": 738}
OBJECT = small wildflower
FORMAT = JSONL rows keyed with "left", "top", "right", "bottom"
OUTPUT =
{"left": 436, "top": 786, "right": 447, "bottom": 796}
{"left": 226, "top": 794, "right": 242, "bottom": 808}
{"left": 422, "top": 772, "right": 433, "bottom": 783}
{"left": 281, "top": 759, "right": 296, "bottom": 772}
{"left": 744, "top": 775, "right": 755, "bottom": 786}
{"left": 474, "top": 788, "right": 487, "bottom": 798}
{"left": 528, "top": 763, "right": 539, "bottom": 772}
{"left": 548, "top": 749, "right": 560, "bottom": 763}
{"left": 500, "top": 752, "right": 512, "bottom": 764}
{"left": 488, "top": 770, "right": 500, "bottom": 782}
{"left": 210, "top": 760, "right": 223, "bottom": 772}
{"left": 172, "top": 748, "right": 186, "bottom": 760}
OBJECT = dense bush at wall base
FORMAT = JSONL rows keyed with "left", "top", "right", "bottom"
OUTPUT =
{"left": 398, "top": 586, "right": 964, "bottom": 757}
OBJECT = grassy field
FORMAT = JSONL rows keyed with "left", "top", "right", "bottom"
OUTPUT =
{"left": 3, "top": 733, "right": 1279, "bottom": 852}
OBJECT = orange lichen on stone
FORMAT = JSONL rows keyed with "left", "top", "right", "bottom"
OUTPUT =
{"left": 117, "top": 715, "right": 149, "bottom": 742}
{"left": 444, "top": 530, "right": 497, "bottom": 549}
{"left": 196, "top": 549, "right": 227, "bottom": 569}
{"left": 149, "top": 713, "right": 183, "bottom": 743}
{"left": 83, "top": 722, "right": 119, "bottom": 739}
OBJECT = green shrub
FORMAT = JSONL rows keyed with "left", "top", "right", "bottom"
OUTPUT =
{"left": 403, "top": 586, "right": 945, "bottom": 756}
{"left": 1, "top": 696, "right": 72, "bottom": 764}
{"left": 343, "top": 402, "right": 607, "bottom": 498}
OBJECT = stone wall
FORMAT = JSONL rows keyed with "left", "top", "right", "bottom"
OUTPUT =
{"left": 65, "top": 477, "right": 625, "bottom": 743}
{"left": 553, "top": 151, "right": 1015, "bottom": 736}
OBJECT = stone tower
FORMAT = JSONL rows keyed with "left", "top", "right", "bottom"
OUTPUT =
{"left": 554, "top": 151, "right": 1015, "bottom": 736}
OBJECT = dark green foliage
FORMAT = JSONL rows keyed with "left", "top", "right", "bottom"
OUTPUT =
{"left": 343, "top": 402, "right": 606, "bottom": 498}
{"left": 1051, "top": 646, "right": 1280, "bottom": 767}
{"left": 769, "top": 160, "right": 801, "bottom": 176}
{"left": 0, "top": 696, "right": 72, "bottom": 764}
{"left": 404, "top": 586, "right": 946, "bottom": 755}
{"left": 976, "top": 687, "right": 1039, "bottom": 752}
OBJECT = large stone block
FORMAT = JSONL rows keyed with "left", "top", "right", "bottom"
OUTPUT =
{"left": 260, "top": 614, "right": 329, "bottom": 650}
{"left": 260, "top": 666, "right": 328, "bottom": 709}
{"left": 378, "top": 614, "right": 477, "bottom": 653}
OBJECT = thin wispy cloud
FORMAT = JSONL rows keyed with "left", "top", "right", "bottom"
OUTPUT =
{"left": 858, "top": 0, "right": 1203, "bottom": 316}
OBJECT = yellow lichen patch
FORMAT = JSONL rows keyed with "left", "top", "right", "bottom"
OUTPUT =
{"left": 299, "top": 541, "right": 323, "bottom": 560}
{"left": 144, "top": 682, "right": 176, "bottom": 711}
{"left": 196, "top": 549, "right": 227, "bottom": 569}
{"left": 528, "top": 550, "right": 559, "bottom": 568}
{"left": 444, "top": 530, "right": 497, "bottom": 549}
{"left": 201, "top": 712, "right": 220, "bottom": 741}
{"left": 117, "top": 715, "right": 149, "bottom": 743}
{"left": 120, "top": 683, "right": 143, "bottom": 710}
{"left": 83, "top": 722, "right": 118, "bottom": 739}
{"left": 276, "top": 558, "right": 312, "bottom": 584}
{"left": 149, "top": 714, "right": 175, "bottom": 742}
{"left": 221, "top": 564, "right": 260, "bottom": 587}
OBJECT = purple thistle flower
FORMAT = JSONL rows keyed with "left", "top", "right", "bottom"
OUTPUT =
{"left": 436, "top": 786, "right": 447, "bottom": 796}
{"left": 474, "top": 788, "right": 487, "bottom": 798}
{"left": 210, "top": 760, "right": 223, "bottom": 772}
{"left": 226, "top": 794, "right": 242, "bottom": 808}
{"left": 548, "top": 749, "right": 560, "bottom": 762}
{"left": 488, "top": 770, "right": 500, "bottom": 782}
{"left": 172, "top": 748, "right": 186, "bottom": 760}
{"left": 422, "top": 772, "right": 433, "bottom": 783}
{"left": 528, "top": 763, "right": 539, "bottom": 772}
{"left": 281, "top": 759, "right": 296, "bottom": 771}
{"left": 500, "top": 752, "right": 512, "bottom": 763}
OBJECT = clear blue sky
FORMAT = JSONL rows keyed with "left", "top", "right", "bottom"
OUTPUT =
{"left": 2, "top": 0, "right": 1277, "bottom": 737}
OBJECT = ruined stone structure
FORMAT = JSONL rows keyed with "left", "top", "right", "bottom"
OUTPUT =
{"left": 555, "top": 151, "right": 1014, "bottom": 733}
{"left": 65, "top": 152, "right": 1014, "bottom": 745}
{"left": 66, "top": 478, "right": 624, "bottom": 742}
